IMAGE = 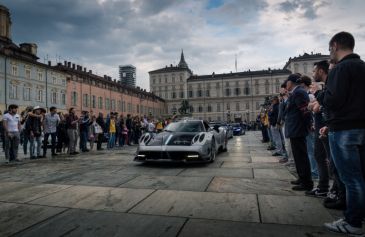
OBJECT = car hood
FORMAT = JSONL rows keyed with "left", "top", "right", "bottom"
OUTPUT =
{"left": 144, "top": 132, "right": 198, "bottom": 146}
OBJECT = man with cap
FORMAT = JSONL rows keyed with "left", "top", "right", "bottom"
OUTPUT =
{"left": 43, "top": 106, "right": 60, "bottom": 158}
{"left": 284, "top": 73, "right": 313, "bottom": 191}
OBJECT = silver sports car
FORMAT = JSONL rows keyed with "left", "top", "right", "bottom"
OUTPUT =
{"left": 134, "top": 119, "right": 227, "bottom": 163}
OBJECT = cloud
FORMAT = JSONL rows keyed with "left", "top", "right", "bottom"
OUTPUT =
{"left": 2, "top": 0, "right": 365, "bottom": 91}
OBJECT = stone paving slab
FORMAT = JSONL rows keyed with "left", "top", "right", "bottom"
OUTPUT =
{"left": 0, "top": 182, "right": 72, "bottom": 203}
{"left": 120, "top": 175, "right": 212, "bottom": 191}
{"left": 15, "top": 209, "right": 185, "bottom": 237}
{"left": 254, "top": 168, "right": 296, "bottom": 180}
{"left": 178, "top": 219, "right": 339, "bottom": 237}
{"left": 30, "top": 185, "right": 154, "bottom": 212}
{"left": 221, "top": 161, "right": 284, "bottom": 169}
{"left": 251, "top": 156, "right": 279, "bottom": 163}
{"left": 0, "top": 202, "right": 66, "bottom": 237}
{"left": 50, "top": 173, "right": 138, "bottom": 187}
{"left": 130, "top": 190, "right": 260, "bottom": 222}
{"left": 216, "top": 156, "right": 251, "bottom": 162}
{"left": 117, "top": 166, "right": 185, "bottom": 176}
{"left": 179, "top": 167, "right": 253, "bottom": 178}
{"left": 207, "top": 177, "right": 302, "bottom": 196}
{"left": 258, "top": 195, "right": 334, "bottom": 226}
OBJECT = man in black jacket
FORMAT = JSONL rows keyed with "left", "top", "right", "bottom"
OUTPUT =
{"left": 323, "top": 32, "right": 365, "bottom": 236}
{"left": 284, "top": 74, "right": 313, "bottom": 191}
{"left": 96, "top": 113, "right": 105, "bottom": 150}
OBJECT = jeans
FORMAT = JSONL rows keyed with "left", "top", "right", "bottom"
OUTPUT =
{"left": 306, "top": 131, "right": 318, "bottom": 178}
{"left": 29, "top": 136, "right": 41, "bottom": 157}
{"left": 313, "top": 131, "right": 330, "bottom": 191}
{"left": 5, "top": 132, "right": 20, "bottom": 161}
{"left": 108, "top": 133, "right": 116, "bottom": 149}
{"left": 67, "top": 129, "right": 78, "bottom": 154}
{"left": 329, "top": 129, "right": 365, "bottom": 227}
{"left": 271, "top": 125, "right": 283, "bottom": 154}
{"left": 23, "top": 134, "right": 29, "bottom": 155}
{"left": 44, "top": 133, "right": 57, "bottom": 156}
{"left": 267, "top": 127, "right": 275, "bottom": 147}
{"left": 79, "top": 130, "right": 88, "bottom": 151}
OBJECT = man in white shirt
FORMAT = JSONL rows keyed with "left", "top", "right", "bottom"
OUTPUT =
{"left": 3, "top": 104, "right": 21, "bottom": 163}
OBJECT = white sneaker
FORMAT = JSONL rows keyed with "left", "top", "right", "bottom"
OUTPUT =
{"left": 324, "top": 218, "right": 364, "bottom": 236}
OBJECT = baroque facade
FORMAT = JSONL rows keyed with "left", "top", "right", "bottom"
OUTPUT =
{"left": 0, "top": 4, "right": 165, "bottom": 116}
{"left": 149, "top": 51, "right": 329, "bottom": 122}
{"left": 55, "top": 62, "right": 165, "bottom": 117}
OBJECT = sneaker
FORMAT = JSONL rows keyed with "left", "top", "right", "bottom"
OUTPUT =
{"left": 279, "top": 157, "right": 288, "bottom": 163}
{"left": 305, "top": 188, "right": 328, "bottom": 198}
{"left": 324, "top": 218, "right": 364, "bottom": 236}
{"left": 324, "top": 198, "right": 346, "bottom": 210}
{"left": 272, "top": 152, "right": 282, "bottom": 156}
{"left": 267, "top": 146, "right": 276, "bottom": 151}
{"left": 290, "top": 179, "right": 302, "bottom": 185}
{"left": 292, "top": 185, "right": 313, "bottom": 191}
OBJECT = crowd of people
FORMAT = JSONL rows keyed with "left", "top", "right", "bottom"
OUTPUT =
{"left": 258, "top": 32, "right": 365, "bottom": 235}
{"left": 0, "top": 105, "right": 173, "bottom": 161}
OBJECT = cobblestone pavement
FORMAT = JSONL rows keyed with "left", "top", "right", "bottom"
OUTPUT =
{"left": 0, "top": 132, "right": 350, "bottom": 236}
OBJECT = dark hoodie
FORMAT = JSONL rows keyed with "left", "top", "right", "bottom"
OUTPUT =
{"left": 324, "top": 53, "right": 365, "bottom": 131}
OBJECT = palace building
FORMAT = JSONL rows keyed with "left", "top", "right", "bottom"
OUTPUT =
{"left": 149, "top": 51, "right": 329, "bottom": 122}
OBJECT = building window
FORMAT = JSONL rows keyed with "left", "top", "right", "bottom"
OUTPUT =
{"left": 98, "top": 97, "right": 103, "bottom": 109}
{"left": 71, "top": 91, "right": 77, "bottom": 106}
{"left": 25, "top": 69, "right": 31, "bottom": 79}
{"left": 235, "top": 88, "right": 240, "bottom": 96}
{"left": 12, "top": 65, "right": 18, "bottom": 76}
{"left": 83, "top": 94, "right": 89, "bottom": 107}
{"left": 37, "top": 89, "right": 44, "bottom": 102}
{"left": 92, "top": 95, "right": 96, "bottom": 108}
{"left": 303, "top": 63, "right": 308, "bottom": 74}
{"left": 246, "top": 102, "right": 249, "bottom": 110}
{"left": 294, "top": 63, "right": 299, "bottom": 73}
{"left": 275, "top": 79, "right": 280, "bottom": 93}
{"left": 111, "top": 99, "right": 116, "bottom": 111}
{"left": 244, "top": 81, "right": 250, "bottom": 95}
{"left": 198, "top": 105, "right": 203, "bottom": 113}
{"left": 38, "top": 72, "right": 43, "bottom": 81}
{"left": 236, "top": 102, "right": 240, "bottom": 111}
{"left": 172, "top": 74, "right": 175, "bottom": 83}
{"left": 9, "top": 84, "right": 18, "bottom": 99}
{"left": 207, "top": 104, "right": 212, "bottom": 112}
{"left": 225, "top": 88, "right": 231, "bottom": 96}
{"left": 179, "top": 91, "right": 184, "bottom": 98}
{"left": 180, "top": 74, "right": 183, "bottom": 82}
{"left": 265, "top": 80, "right": 270, "bottom": 94}
{"left": 128, "top": 103, "right": 131, "bottom": 112}
{"left": 206, "top": 90, "right": 210, "bottom": 97}
{"left": 217, "top": 103, "right": 221, "bottom": 112}
{"left": 226, "top": 103, "right": 230, "bottom": 110}
{"left": 23, "top": 87, "right": 31, "bottom": 101}
{"left": 159, "top": 76, "right": 161, "bottom": 83}
{"left": 255, "top": 80, "right": 259, "bottom": 94}
{"left": 188, "top": 90, "right": 193, "bottom": 98}
{"left": 52, "top": 77, "right": 57, "bottom": 85}
{"left": 197, "top": 89, "right": 202, "bottom": 97}
{"left": 51, "top": 91, "right": 57, "bottom": 104}
{"left": 61, "top": 91, "right": 66, "bottom": 105}
{"left": 105, "top": 98, "right": 110, "bottom": 110}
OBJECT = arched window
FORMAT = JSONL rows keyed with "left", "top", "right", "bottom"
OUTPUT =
{"left": 265, "top": 80, "right": 270, "bottom": 94}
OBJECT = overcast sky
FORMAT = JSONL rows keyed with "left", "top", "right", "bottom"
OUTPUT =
{"left": 3, "top": 0, "right": 365, "bottom": 90}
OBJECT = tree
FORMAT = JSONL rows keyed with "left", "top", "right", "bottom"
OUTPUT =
{"left": 178, "top": 100, "right": 192, "bottom": 116}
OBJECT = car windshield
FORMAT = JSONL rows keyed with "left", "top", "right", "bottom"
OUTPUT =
{"left": 164, "top": 121, "right": 205, "bottom": 133}
{"left": 231, "top": 123, "right": 241, "bottom": 128}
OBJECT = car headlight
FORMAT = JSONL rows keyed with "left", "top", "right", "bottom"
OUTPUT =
{"left": 192, "top": 134, "right": 200, "bottom": 144}
{"left": 199, "top": 133, "right": 205, "bottom": 142}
